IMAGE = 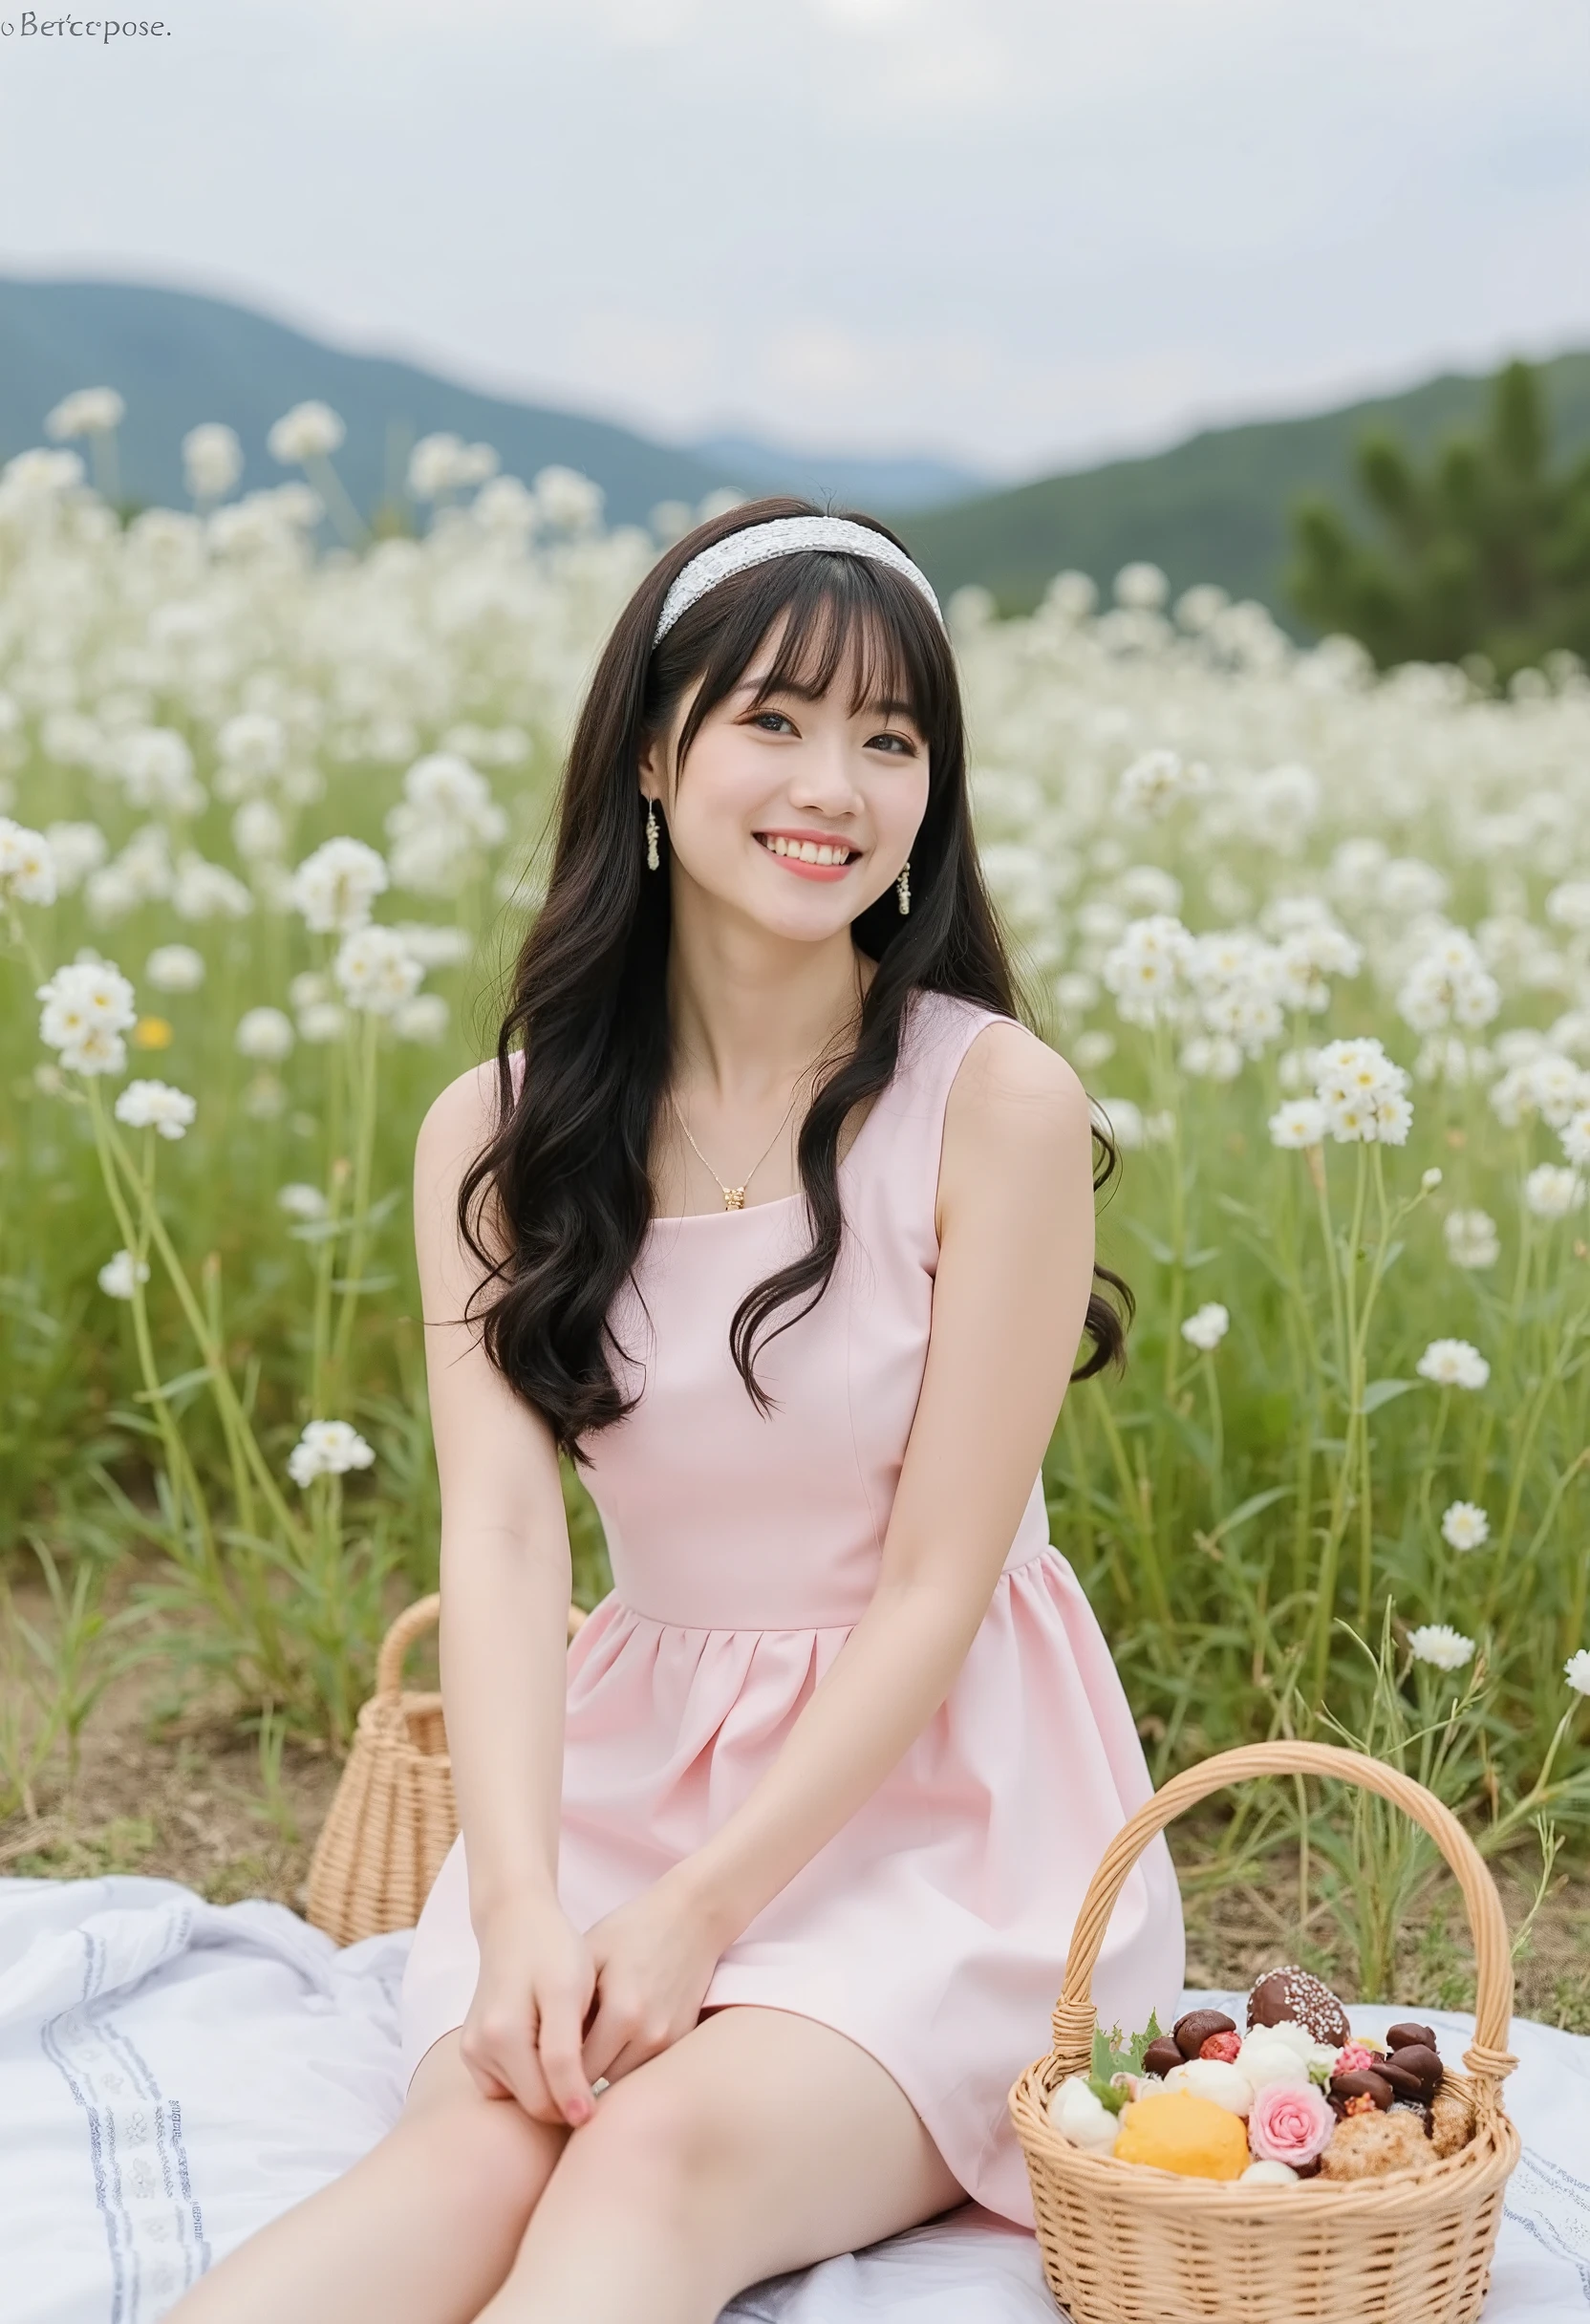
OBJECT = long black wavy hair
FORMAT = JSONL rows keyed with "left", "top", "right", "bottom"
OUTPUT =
{"left": 459, "top": 495, "right": 1131, "bottom": 1462}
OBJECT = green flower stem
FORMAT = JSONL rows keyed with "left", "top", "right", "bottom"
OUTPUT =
{"left": 1482, "top": 1702, "right": 1588, "bottom": 1850}
{"left": 1417, "top": 1387, "right": 1452, "bottom": 1572}
{"left": 99, "top": 1108, "right": 307, "bottom": 1555}
{"left": 200, "top": 1244, "right": 256, "bottom": 1539}
{"left": 309, "top": 1155, "right": 352, "bottom": 1421}
{"left": 1309, "top": 1145, "right": 1349, "bottom": 1400}
{"left": 1310, "top": 1147, "right": 1368, "bottom": 1690}
{"left": 1152, "top": 1024, "right": 1189, "bottom": 1400}
{"left": 329, "top": 1007, "right": 382, "bottom": 1401}
{"left": 1466, "top": 1124, "right": 1535, "bottom": 1497}
{"left": 3, "top": 901, "right": 48, "bottom": 982}
{"left": 1091, "top": 1384, "right": 1171, "bottom": 1629}
{"left": 84, "top": 1087, "right": 216, "bottom": 1572}
{"left": 1355, "top": 1147, "right": 1395, "bottom": 1625}
{"left": 1058, "top": 1396, "right": 1107, "bottom": 1592}
{"left": 1201, "top": 1349, "right": 1224, "bottom": 1518}
{"left": 1486, "top": 1263, "right": 1590, "bottom": 1618}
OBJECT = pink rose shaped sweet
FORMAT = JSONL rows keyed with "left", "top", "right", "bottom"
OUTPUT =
{"left": 1248, "top": 2080, "right": 1335, "bottom": 2169}
{"left": 1334, "top": 2042, "right": 1378, "bottom": 2077}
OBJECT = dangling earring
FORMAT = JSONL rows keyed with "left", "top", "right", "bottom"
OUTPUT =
{"left": 895, "top": 859, "right": 911, "bottom": 915}
{"left": 645, "top": 798, "right": 660, "bottom": 872}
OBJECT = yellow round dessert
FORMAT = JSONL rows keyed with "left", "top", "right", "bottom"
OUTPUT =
{"left": 1114, "top": 2088, "right": 1251, "bottom": 2180}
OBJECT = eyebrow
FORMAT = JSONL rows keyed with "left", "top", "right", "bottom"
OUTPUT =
{"left": 734, "top": 676, "right": 920, "bottom": 722}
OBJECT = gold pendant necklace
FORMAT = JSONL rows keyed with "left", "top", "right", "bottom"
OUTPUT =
{"left": 669, "top": 1084, "right": 803, "bottom": 1210}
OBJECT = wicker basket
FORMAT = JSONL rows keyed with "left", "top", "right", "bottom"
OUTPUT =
{"left": 1008, "top": 1739, "right": 1520, "bottom": 2324}
{"left": 305, "top": 1593, "right": 588, "bottom": 1947}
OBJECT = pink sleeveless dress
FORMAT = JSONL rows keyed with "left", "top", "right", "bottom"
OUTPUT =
{"left": 399, "top": 987, "right": 1184, "bottom": 2225}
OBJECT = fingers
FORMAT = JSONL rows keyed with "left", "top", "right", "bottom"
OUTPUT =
{"left": 536, "top": 1983, "right": 597, "bottom": 2128}
{"left": 462, "top": 2012, "right": 560, "bottom": 2125}
{"left": 580, "top": 1986, "right": 675, "bottom": 2088}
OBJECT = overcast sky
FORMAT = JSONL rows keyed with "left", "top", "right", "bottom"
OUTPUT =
{"left": 2, "top": 0, "right": 1587, "bottom": 479}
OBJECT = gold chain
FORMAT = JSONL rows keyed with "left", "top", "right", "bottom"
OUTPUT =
{"left": 669, "top": 1084, "right": 805, "bottom": 1210}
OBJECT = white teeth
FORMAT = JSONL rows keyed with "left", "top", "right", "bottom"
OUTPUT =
{"left": 760, "top": 835, "right": 851, "bottom": 865}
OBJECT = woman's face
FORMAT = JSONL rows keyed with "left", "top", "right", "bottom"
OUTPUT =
{"left": 640, "top": 619, "right": 929, "bottom": 940}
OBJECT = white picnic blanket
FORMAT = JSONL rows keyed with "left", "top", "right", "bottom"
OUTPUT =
{"left": 0, "top": 1874, "right": 1585, "bottom": 2321}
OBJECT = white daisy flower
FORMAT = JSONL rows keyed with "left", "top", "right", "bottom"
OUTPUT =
{"left": 333, "top": 925, "right": 424, "bottom": 1016}
{"left": 46, "top": 386, "right": 124, "bottom": 439}
{"left": 182, "top": 421, "right": 243, "bottom": 500}
{"left": 0, "top": 817, "right": 57, "bottom": 906}
{"left": 114, "top": 1079, "right": 197, "bottom": 1140}
{"left": 1439, "top": 1501, "right": 1490, "bottom": 1552}
{"left": 289, "top": 836, "right": 389, "bottom": 936}
{"left": 296, "top": 1000, "right": 349, "bottom": 1044}
{"left": 277, "top": 1183, "right": 330, "bottom": 1221}
{"left": 1526, "top": 1165, "right": 1583, "bottom": 1220}
{"left": 97, "top": 1249, "right": 151, "bottom": 1300}
{"left": 268, "top": 400, "right": 345, "bottom": 464}
{"left": 36, "top": 958, "right": 138, "bottom": 1073}
{"left": 144, "top": 943, "right": 206, "bottom": 994}
{"left": 235, "top": 1006, "right": 295, "bottom": 1062}
{"left": 1443, "top": 1210, "right": 1499, "bottom": 1270}
{"left": 1268, "top": 1097, "right": 1327, "bottom": 1150}
{"left": 1416, "top": 1339, "right": 1491, "bottom": 1391}
{"left": 1181, "top": 1302, "right": 1230, "bottom": 1352}
{"left": 288, "top": 1418, "right": 376, "bottom": 1487}
{"left": 1408, "top": 1624, "right": 1475, "bottom": 1672}
{"left": 1565, "top": 1648, "right": 1590, "bottom": 1697}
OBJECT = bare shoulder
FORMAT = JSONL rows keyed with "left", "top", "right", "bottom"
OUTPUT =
{"left": 948, "top": 1016, "right": 1089, "bottom": 1146}
{"left": 415, "top": 1057, "right": 509, "bottom": 1185}
{"left": 937, "top": 1017, "right": 1091, "bottom": 1238}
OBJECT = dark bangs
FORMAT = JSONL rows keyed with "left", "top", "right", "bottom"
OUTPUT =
{"left": 648, "top": 546, "right": 954, "bottom": 789}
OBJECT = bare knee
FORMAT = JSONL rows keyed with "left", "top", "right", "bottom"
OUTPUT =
{"left": 399, "top": 2087, "right": 564, "bottom": 2245}
{"left": 557, "top": 2069, "right": 728, "bottom": 2227}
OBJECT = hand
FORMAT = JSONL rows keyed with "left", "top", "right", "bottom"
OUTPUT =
{"left": 460, "top": 1894, "right": 598, "bottom": 2128}
{"left": 580, "top": 1871, "right": 726, "bottom": 2088}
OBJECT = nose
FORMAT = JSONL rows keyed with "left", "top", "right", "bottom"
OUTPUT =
{"left": 786, "top": 730, "right": 862, "bottom": 815}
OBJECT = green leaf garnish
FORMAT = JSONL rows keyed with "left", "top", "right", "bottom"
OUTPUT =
{"left": 1086, "top": 2011, "right": 1164, "bottom": 2113}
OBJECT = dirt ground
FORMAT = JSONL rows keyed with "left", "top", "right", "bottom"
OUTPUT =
{"left": 5, "top": 1594, "right": 1587, "bottom": 2036}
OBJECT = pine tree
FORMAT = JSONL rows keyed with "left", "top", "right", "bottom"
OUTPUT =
{"left": 1287, "top": 360, "right": 1590, "bottom": 682}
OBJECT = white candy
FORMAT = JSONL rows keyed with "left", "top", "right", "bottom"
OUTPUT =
{"left": 1046, "top": 2074, "right": 1121, "bottom": 2154}
{"left": 1240, "top": 2160, "right": 1300, "bottom": 2186}
{"left": 1237, "top": 2025, "right": 1333, "bottom": 2091}
{"left": 1162, "top": 2057, "right": 1256, "bottom": 2116}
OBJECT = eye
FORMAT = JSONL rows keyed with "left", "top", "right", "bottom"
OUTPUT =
{"left": 866, "top": 730, "right": 917, "bottom": 756}
{"left": 747, "top": 708, "right": 797, "bottom": 735}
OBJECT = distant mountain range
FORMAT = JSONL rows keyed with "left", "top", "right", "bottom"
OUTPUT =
{"left": 0, "top": 276, "right": 985, "bottom": 521}
{"left": 894, "top": 352, "right": 1590, "bottom": 622}
{"left": 4, "top": 276, "right": 1586, "bottom": 629}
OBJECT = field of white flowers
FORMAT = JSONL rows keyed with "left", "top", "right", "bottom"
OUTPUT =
{"left": 2, "top": 398, "right": 1588, "bottom": 1947}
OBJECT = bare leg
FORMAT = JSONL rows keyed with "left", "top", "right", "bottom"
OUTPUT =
{"left": 480, "top": 2005, "right": 966, "bottom": 2324}
{"left": 161, "top": 2032, "right": 567, "bottom": 2324}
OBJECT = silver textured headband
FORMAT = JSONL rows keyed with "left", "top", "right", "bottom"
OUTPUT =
{"left": 652, "top": 514, "right": 945, "bottom": 646}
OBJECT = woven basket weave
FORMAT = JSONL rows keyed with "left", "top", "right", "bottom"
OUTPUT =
{"left": 305, "top": 1593, "right": 587, "bottom": 1947}
{"left": 1008, "top": 1739, "right": 1520, "bottom": 2324}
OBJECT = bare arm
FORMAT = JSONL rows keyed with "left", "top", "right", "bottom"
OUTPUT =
{"left": 414, "top": 1061, "right": 596, "bottom": 2123}
{"left": 580, "top": 1021, "right": 1099, "bottom": 2082}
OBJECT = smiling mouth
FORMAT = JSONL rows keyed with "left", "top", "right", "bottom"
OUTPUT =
{"left": 754, "top": 833, "right": 860, "bottom": 866}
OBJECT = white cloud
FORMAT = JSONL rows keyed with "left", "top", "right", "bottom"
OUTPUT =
{"left": 2, "top": 0, "right": 1586, "bottom": 472}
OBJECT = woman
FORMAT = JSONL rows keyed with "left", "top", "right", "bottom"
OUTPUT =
{"left": 172, "top": 498, "right": 1183, "bottom": 2323}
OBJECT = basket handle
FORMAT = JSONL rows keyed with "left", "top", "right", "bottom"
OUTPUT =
{"left": 375, "top": 1592, "right": 588, "bottom": 1697}
{"left": 1051, "top": 1738, "right": 1516, "bottom": 2107}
